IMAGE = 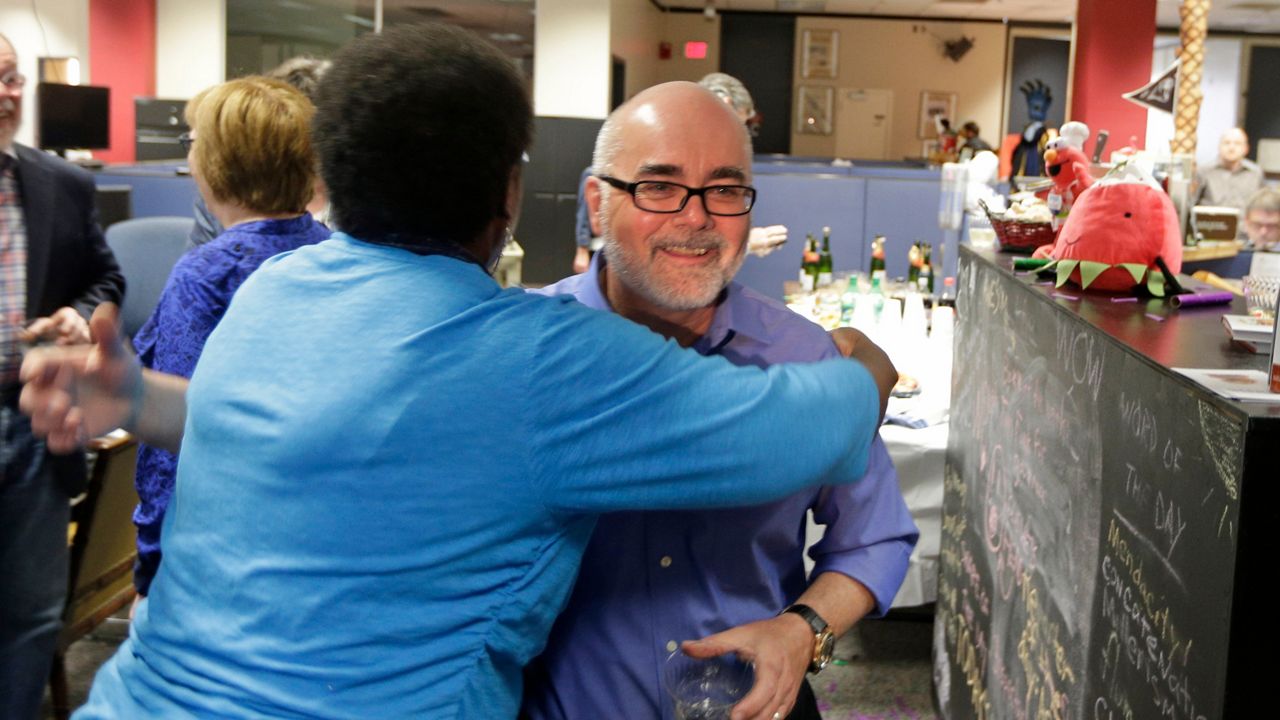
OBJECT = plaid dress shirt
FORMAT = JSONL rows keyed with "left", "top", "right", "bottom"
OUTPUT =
{"left": 0, "top": 152, "right": 27, "bottom": 386}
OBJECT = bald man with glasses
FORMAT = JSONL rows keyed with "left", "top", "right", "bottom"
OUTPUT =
{"left": 522, "top": 82, "right": 917, "bottom": 720}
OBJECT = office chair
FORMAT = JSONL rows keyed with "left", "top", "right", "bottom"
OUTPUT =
{"left": 104, "top": 216, "right": 194, "bottom": 340}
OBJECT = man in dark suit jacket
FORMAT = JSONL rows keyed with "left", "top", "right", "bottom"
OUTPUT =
{"left": 0, "top": 33, "right": 124, "bottom": 719}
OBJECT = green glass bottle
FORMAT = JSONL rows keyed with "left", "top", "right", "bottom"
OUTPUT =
{"left": 907, "top": 242, "right": 921, "bottom": 285}
{"left": 799, "top": 235, "right": 818, "bottom": 292}
{"left": 817, "top": 226, "right": 833, "bottom": 287}
{"left": 840, "top": 275, "right": 859, "bottom": 323}
{"left": 870, "top": 273, "right": 886, "bottom": 320}
{"left": 921, "top": 242, "right": 935, "bottom": 295}
{"left": 869, "top": 235, "right": 887, "bottom": 284}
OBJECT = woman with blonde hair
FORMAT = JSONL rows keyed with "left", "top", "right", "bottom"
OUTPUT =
{"left": 130, "top": 76, "right": 331, "bottom": 601}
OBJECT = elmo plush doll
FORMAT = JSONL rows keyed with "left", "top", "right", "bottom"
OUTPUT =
{"left": 1038, "top": 137, "right": 1095, "bottom": 223}
{"left": 1032, "top": 163, "right": 1182, "bottom": 295}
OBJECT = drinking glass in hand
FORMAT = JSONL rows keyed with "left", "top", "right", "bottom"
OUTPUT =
{"left": 662, "top": 649, "right": 755, "bottom": 720}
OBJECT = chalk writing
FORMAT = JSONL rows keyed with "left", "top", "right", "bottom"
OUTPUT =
{"left": 1057, "top": 317, "right": 1106, "bottom": 402}
{"left": 939, "top": 252, "right": 1244, "bottom": 720}
{"left": 1196, "top": 400, "right": 1241, "bottom": 500}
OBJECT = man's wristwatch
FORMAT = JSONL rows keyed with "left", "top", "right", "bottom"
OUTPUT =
{"left": 781, "top": 604, "right": 836, "bottom": 674}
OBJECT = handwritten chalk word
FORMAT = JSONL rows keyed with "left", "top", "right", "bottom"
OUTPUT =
{"left": 1153, "top": 490, "right": 1188, "bottom": 559}
{"left": 1058, "top": 320, "right": 1106, "bottom": 403}
{"left": 943, "top": 604, "right": 992, "bottom": 720}
{"left": 1094, "top": 693, "right": 1136, "bottom": 720}
{"left": 1100, "top": 553, "right": 1206, "bottom": 720}
{"left": 1118, "top": 393, "right": 1159, "bottom": 454}
{"left": 1124, "top": 463, "right": 1150, "bottom": 508}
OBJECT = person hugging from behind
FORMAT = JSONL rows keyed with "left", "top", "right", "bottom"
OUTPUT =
{"left": 129, "top": 76, "right": 331, "bottom": 606}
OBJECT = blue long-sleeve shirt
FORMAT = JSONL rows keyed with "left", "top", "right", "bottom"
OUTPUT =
{"left": 76, "top": 234, "right": 885, "bottom": 719}
{"left": 131, "top": 214, "right": 331, "bottom": 595}
{"left": 523, "top": 253, "right": 919, "bottom": 720}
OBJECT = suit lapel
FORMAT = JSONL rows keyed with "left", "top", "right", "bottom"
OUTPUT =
{"left": 16, "top": 144, "right": 54, "bottom": 317}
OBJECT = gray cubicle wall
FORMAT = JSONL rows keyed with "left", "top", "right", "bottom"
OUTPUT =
{"left": 94, "top": 165, "right": 199, "bottom": 222}
{"left": 746, "top": 160, "right": 956, "bottom": 300}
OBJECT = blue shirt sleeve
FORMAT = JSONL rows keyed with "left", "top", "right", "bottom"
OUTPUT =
{"left": 522, "top": 299, "right": 881, "bottom": 513}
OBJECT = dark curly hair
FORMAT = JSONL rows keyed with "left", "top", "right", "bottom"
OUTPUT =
{"left": 312, "top": 24, "right": 532, "bottom": 247}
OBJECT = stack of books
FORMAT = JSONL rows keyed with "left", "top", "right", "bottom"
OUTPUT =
{"left": 1222, "top": 314, "right": 1275, "bottom": 353}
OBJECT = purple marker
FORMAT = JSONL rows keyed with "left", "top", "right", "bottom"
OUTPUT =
{"left": 1111, "top": 296, "right": 1139, "bottom": 303}
{"left": 1171, "top": 291, "right": 1235, "bottom": 308}
{"left": 1146, "top": 313, "right": 1165, "bottom": 322}
{"left": 1053, "top": 292, "right": 1080, "bottom": 301}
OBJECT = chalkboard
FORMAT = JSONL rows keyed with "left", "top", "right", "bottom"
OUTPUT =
{"left": 934, "top": 249, "right": 1246, "bottom": 720}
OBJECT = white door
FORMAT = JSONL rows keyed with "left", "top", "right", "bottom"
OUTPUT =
{"left": 835, "top": 88, "right": 893, "bottom": 161}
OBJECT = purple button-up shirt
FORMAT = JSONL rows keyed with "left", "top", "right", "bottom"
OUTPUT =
{"left": 521, "top": 255, "right": 919, "bottom": 720}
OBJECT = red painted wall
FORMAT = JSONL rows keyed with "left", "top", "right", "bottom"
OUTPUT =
{"left": 89, "top": 0, "right": 156, "bottom": 163}
{"left": 1071, "top": 0, "right": 1156, "bottom": 151}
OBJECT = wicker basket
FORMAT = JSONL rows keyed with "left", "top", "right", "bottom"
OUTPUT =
{"left": 979, "top": 201, "right": 1057, "bottom": 254}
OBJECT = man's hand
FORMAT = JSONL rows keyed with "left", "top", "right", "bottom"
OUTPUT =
{"left": 747, "top": 225, "right": 788, "bottom": 257}
{"left": 573, "top": 246, "right": 591, "bottom": 274}
{"left": 681, "top": 612, "right": 814, "bottom": 720}
{"left": 19, "top": 303, "right": 140, "bottom": 453}
{"left": 829, "top": 327, "right": 896, "bottom": 424}
{"left": 22, "top": 306, "right": 91, "bottom": 346}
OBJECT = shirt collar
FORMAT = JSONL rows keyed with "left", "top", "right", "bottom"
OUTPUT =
{"left": 585, "top": 252, "right": 768, "bottom": 355}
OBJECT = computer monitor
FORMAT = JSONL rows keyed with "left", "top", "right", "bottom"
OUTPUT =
{"left": 37, "top": 83, "right": 110, "bottom": 153}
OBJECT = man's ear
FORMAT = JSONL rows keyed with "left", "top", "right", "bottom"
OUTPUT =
{"left": 585, "top": 176, "right": 603, "bottom": 237}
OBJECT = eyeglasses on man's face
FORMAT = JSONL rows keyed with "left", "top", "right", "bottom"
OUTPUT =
{"left": 0, "top": 70, "right": 25, "bottom": 91}
{"left": 596, "top": 175, "right": 756, "bottom": 217}
{"left": 178, "top": 132, "right": 194, "bottom": 153}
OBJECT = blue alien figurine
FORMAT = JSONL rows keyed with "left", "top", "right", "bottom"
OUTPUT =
{"left": 1012, "top": 80, "right": 1053, "bottom": 179}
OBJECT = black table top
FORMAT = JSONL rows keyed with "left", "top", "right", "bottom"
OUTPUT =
{"left": 964, "top": 246, "right": 1280, "bottom": 419}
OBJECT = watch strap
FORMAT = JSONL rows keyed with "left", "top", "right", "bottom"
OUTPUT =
{"left": 781, "top": 603, "right": 829, "bottom": 634}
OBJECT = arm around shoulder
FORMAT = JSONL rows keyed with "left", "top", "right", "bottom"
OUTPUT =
{"left": 524, "top": 302, "right": 887, "bottom": 513}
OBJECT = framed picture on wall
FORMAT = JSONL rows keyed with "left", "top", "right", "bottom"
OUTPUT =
{"left": 919, "top": 90, "right": 957, "bottom": 139}
{"left": 801, "top": 29, "right": 839, "bottom": 79}
{"left": 797, "top": 86, "right": 834, "bottom": 135}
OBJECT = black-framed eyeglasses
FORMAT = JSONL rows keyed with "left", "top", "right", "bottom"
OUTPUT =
{"left": 177, "top": 132, "right": 194, "bottom": 153}
{"left": 597, "top": 175, "right": 756, "bottom": 216}
{"left": 0, "top": 70, "right": 26, "bottom": 90}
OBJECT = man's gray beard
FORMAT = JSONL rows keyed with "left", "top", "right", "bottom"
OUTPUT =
{"left": 600, "top": 226, "right": 744, "bottom": 312}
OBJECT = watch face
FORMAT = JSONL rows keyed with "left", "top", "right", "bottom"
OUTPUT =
{"left": 814, "top": 631, "right": 836, "bottom": 672}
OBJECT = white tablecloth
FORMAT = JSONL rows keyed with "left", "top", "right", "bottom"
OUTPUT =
{"left": 803, "top": 343, "right": 952, "bottom": 610}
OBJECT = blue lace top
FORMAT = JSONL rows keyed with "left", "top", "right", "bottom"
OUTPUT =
{"left": 131, "top": 214, "right": 331, "bottom": 594}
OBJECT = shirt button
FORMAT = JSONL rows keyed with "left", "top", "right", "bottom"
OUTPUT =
{"left": 660, "top": 556, "right": 673, "bottom": 568}
{"left": 666, "top": 640, "right": 678, "bottom": 653}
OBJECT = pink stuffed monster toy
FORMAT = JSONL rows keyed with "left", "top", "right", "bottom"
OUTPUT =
{"left": 1032, "top": 163, "right": 1183, "bottom": 295}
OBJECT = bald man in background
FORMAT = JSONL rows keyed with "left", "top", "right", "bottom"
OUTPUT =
{"left": 1197, "top": 128, "right": 1264, "bottom": 211}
